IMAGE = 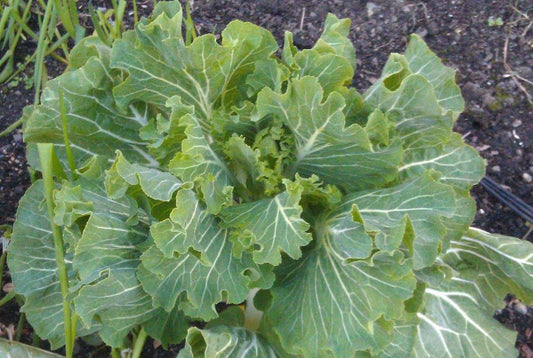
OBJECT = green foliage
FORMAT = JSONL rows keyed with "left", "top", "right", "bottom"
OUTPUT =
{"left": 8, "top": 1, "right": 533, "bottom": 357}
{"left": 488, "top": 16, "right": 504, "bottom": 27}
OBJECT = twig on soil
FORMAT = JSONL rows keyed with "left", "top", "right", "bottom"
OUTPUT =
{"left": 523, "top": 226, "right": 533, "bottom": 241}
{"left": 299, "top": 7, "right": 306, "bottom": 31}
{"left": 502, "top": 36, "right": 533, "bottom": 105}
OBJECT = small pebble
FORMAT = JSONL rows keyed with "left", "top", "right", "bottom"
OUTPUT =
{"left": 416, "top": 27, "right": 428, "bottom": 38}
{"left": 492, "top": 165, "right": 501, "bottom": 172}
{"left": 512, "top": 120, "right": 522, "bottom": 128}
{"left": 366, "top": 2, "right": 381, "bottom": 18}
{"left": 523, "top": 173, "right": 532, "bottom": 183}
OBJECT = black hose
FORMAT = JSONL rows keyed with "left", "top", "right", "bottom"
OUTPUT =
{"left": 479, "top": 176, "right": 533, "bottom": 224}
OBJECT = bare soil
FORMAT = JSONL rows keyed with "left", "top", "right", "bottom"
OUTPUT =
{"left": 0, "top": 0, "right": 532, "bottom": 356}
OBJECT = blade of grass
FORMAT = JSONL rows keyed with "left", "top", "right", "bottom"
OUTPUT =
{"left": 37, "top": 143, "right": 76, "bottom": 358}
{"left": 0, "top": 0, "right": 32, "bottom": 83}
{"left": 2, "top": 23, "right": 70, "bottom": 86}
{"left": 54, "top": 27, "right": 71, "bottom": 58}
{"left": 89, "top": 2, "right": 112, "bottom": 46}
{"left": 34, "top": 0, "right": 54, "bottom": 104}
{"left": 132, "top": 0, "right": 138, "bottom": 23}
{"left": 185, "top": 1, "right": 196, "bottom": 45}
{"left": 52, "top": 0, "right": 75, "bottom": 39}
{"left": 0, "top": 6, "right": 12, "bottom": 41}
{"left": 113, "top": 0, "right": 126, "bottom": 39}
{"left": 9, "top": 7, "right": 38, "bottom": 40}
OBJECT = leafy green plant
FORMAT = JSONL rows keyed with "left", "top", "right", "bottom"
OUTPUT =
{"left": 488, "top": 15, "right": 504, "bottom": 27}
{"left": 8, "top": 1, "right": 533, "bottom": 357}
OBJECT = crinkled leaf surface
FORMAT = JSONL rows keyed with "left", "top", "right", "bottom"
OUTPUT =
{"left": 260, "top": 213, "right": 416, "bottom": 357}
{"left": 53, "top": 172, "right": 157, "bottom": 347}
{"left": 363, "top": 34, "right": 463, "bottom": 149}
{"left": 139, "top": 189, "right": 274, "bottom": 320}
{"left": 168, "top": 112, "right": 233, "bottom": 214}
{"left": 178, "top": 326, "right": 278, "bottom": 358}
{"left": 220, "top": 180, "right": 312, "bottom": 265}
{"left": 111, "top": 5, "right": 278, "bottom": 122}
{"left": 403, "top": 35, "right": 464, "bottom": 118}
{"left": 340, "top": 173, "right": 456, "bottom": 269}
{"left": 105, "top": 150, "right": 182, "bottom": 201}
{"left": 399, "top": 133, "right": 485, "bottom": 190}
{"left": 257, "top": 77, "right": 402, "bottom": 191}
{"left": 24, "top": 47, "right": 155, "bottom": 167}
{"left": 7, "top": 181, "right": 94, "bottom": 349}
{"left": 414, "top": 229, "right": 533, "bottom": 357}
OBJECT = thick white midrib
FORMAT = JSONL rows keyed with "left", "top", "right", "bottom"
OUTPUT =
{"left": 398, "top": 148, "right": 459, "bottom": 171}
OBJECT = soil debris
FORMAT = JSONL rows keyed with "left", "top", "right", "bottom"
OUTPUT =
{"left": 494, "top": 294, "right": 533, "bottom": 358}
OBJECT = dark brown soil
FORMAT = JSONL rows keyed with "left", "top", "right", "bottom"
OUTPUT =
{"left": 0, "top": 0, "right": 532, "bottom": 356}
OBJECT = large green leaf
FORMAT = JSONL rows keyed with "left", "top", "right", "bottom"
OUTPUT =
{"left": 0, "top": 338, "right": 64, "bottom": 358}
{"left": 24, "top": 52, "right": 154, "bottom": 167}
{"left": 260, "top": 216, "right": 416, "bottom": 357}
{"left": 169, "top": 112, "right": 233, "bottom": 214}
{"left": 139, "top": 189, "right": 274, "bottom": 320}
{"left": 257, "top": 77, "right": 402, "bottom": 191}
{"left": 220, "top": 180, "right": 312, "bottom": 266}
{"left": 377, "top": 314, "right": 419, "bottom": 358}
{"left": 74, "top": 270, "right": 156, "bottom": 347}
{"left": 314, "top": 14, "right": 356, "bottom": 70}
{"left": 403, "top": 34, "right": 464, "bottom": 118}
{"left": 54, "top": 170, "right": 157, "bottom": 347}
{"left": 7, "top": 181, "right": 94, "bottom": 349}
{"left": 105, "top": 150, "right": 182, "bottom": 201}
{"left": 341, "top": 173, "right": 457, "bottom": 269}
{"left": 399, "top": 133, "right": 485, "bottom": 190}
{"left": 363, "top": 33, "right": 463, "bottom": 150}
{"left": 143, "top": 307, "right": 189, "bottom": 347}
{"left": 414, "top": 229, "right": 533, "bottom": 357}
{"left": 178, "top": 326, "right": 278, "bottom": 358}
{"left": 364, "top": 75, "right": 454, "bottom": 149}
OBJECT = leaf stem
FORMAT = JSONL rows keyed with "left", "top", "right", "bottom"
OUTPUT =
{"left": 38, "top": 143, "right": 76, "bottom": 358}
{"left": 15, "top": 311, "right": 25, "bottom": 341}
{"left": 111, "top": 348, "right": 121, "bottom": 358}
{"left": 59, "top": 90, "right": 78, "bottom": 181}
{"left": 0, "top": 249, "right": 6, "bottom": 287}
{"left": 243, "top": 288, "right": 263, "bottom": 331}
{"left": 131, "top": 327, "right": 147, "bottom": 358}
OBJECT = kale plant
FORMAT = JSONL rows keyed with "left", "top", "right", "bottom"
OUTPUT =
{"left": 8, "top": 2, "right": 533, "bottom": 357}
